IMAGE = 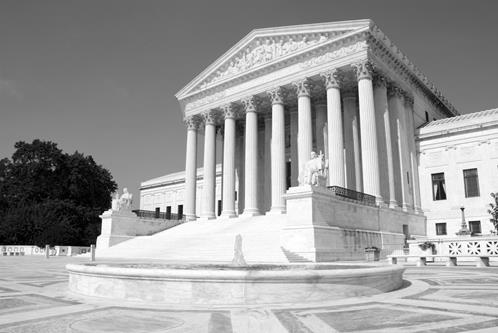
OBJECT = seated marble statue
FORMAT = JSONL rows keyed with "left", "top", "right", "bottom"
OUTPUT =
{"left": 300, "top": 151, "right": 327, "bottom": 186}
{"left": 114, "top": 188, "right": 133, "bottom": 211}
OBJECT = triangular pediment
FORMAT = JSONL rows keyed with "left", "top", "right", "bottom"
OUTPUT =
{"left": 176, "top": 20, "right": 372, "bottom": 99}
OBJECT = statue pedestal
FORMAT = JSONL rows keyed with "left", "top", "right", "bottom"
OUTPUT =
{"left": 96, "top": 209, "right": 139, "bottom": 250}
{"left": 282, "top": 185, "right": 424, "bottom": 261}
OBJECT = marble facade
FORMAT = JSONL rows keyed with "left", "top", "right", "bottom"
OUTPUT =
{"left": 175, "top": 20, "right": 457, "bottom": 222}
{"left": 418, "top": 108, "right": 498, "bottom": 237}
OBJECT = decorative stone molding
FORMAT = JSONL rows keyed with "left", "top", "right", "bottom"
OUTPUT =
{"left": 267, "top": 87, "right": 285, "bottom": 105}
{"left": 300, "top": 41, "right": 368, "bottom": 68}
{"left": 241, "top": 96, "right": 258, "bottom": 113}
{"left": 202, "top": 111, "right": 218, "bottom": 125}
{"left": 321, "top": 69, "right": 341, "bottom": 89}
{"left": 184, "top": 116, "right": 201, "bottom": 130}
{"left": 293, "top": 78, "right": 312, "bottom": 97}
{"left": 185, "top": 91, "right": 226, "bottom": 112}
{"left": 351, "top": 60, "right": 374, "bottom": 81}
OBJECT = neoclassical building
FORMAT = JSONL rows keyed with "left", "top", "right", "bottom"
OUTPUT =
{"left": 96, "top": 20, "right": 498, "bottom": 261}
{"left": 173, "top": 19, "right": 456, "bottom": 222}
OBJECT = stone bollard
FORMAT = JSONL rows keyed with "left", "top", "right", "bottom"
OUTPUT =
{"left": 90, "top": 244, "right": 95, "bottom": 262}
{"left": 45, "top": 245, "right": 50, "bottom": 259}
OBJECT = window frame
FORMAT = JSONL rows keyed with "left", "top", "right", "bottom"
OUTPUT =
{"left": 469, "top": 220, "right": 481, "bottom": 235}
{"left": 431, "top": 172, "right": 447, "bottom": 201}
{"left": 435, "top": 222, "right": 447, "bottom": 236}
{"left": 463, "top": 168, "right": 480, "bottom": 198}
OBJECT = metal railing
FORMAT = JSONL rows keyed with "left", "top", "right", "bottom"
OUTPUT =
{"left": 328, "top": 186, "right": 377, "bottom": 206}
{"left": 132, "top": 210, "right": 185, "bottom": 221}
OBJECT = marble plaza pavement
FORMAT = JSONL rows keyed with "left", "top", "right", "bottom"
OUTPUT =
{"left": 1, "top": 257, "right": 498, "bottom": 332}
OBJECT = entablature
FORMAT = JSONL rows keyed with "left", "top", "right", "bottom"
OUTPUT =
{"left": 177, "top": 20, "right": 458, "bottom": 122}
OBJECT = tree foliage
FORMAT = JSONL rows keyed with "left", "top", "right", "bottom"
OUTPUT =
{"left": 0, "top": 140, "right": 117, "bottom": 246}
{"left": 488, "top": 192, "right": 498, "bottom": 233}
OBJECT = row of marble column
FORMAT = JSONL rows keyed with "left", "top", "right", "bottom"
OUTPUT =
{"left": 183, "top": 60, "right": 421, "bottom": 220}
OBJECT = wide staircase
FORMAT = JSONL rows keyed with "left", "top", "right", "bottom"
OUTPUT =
{"left": 96, "top": 214, "right": 289, "bottom": 263}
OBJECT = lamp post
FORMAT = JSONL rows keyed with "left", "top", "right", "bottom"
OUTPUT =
{"left": 456, "top": 206, "right": 471, "bottom": 236}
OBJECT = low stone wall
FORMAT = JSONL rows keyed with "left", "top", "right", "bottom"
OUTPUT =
{"left": 67, "top": 263, "right": 405, "bottom": 306}
{"left": 96, "top": 209, "right": 183, "bottom": 250}
{"left": 282, "top": 185, "right": 426, "bottom": 261}
{"left": 408, "top": 235, "right": 498, "bottom": 262}
{"left": 1, "top": 245, "right": 90, "bottom": 256}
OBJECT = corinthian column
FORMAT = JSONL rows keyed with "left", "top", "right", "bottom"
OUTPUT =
{"left": 184, "top": 116, "right": 199, "bottom": 221}
{"left": 221, "top": 104, "right": 237, "bottom": 218}
{"left": 267, "top": 87, "right": 286, "bottom": 214}
{"left": 293, "top": 78, "right": 313, "bottom": 183}
{"left": 200, "top": 111, "right": 217, "bottom": 219}
{"left": 242, "top": 96, "right": 260, "bottom": 216}
{"left": 374, "top": 74, "right": 396, "bottom": 208}
{"left": 321, "top": 69, "right": 344, "bottom": 187}
{"left": 352, "top": 60, "right": 382, "bottom": 202}
{"left": 388, "top": 85, "right": 410, "bottom": 211}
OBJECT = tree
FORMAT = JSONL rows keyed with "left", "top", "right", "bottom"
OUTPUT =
{"left": 488, "top": 192, "right": 498, "bottom": 233}
{"left": 0, "top": 140, "right": 117, "bottom": 246}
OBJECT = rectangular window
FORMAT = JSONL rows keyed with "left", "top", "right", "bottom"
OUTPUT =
{"left": 155, "top": 207, "right": 160, "bottom": 218}
{"left": 463, "top": 168, "right": 480, "bottom": 197}
{"left": 177, "top": 205, "right": 183, "bottom": 220}
{"left": 469, "top": 221, "right": 481, "bottom": 235}
{"left": 431, "top": 173, "right": 447, "bottom": 200}
{"left": 166, "top": 206, "right": 171, "bottom": 219}
{"left": 435, "top": 223, "right": 447, "bottom": 235}
{"left": 425, "top": 111, "right": 429, "bottom": 122}
{"left": 217, "top": 200, "right": 222, "bottom": 216}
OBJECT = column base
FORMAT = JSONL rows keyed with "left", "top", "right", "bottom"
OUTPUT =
{"left": 184, "top": 214, "right": 197, "bottom": 222}
{"left": 414, "top": 207, "right": 424, "bottom": 215}
{"left": 388, "top": 200, "right": 398, "bottom": 209}
{"left": 241, "top": 209, "right": 261, "bottom": 217}
{"left": 266, "top": 207, "right": 286, "bottom": 215}
{"left": 375, "top": 196, "right": 384, "bottom": 206}
{"left": 220, "top": 211, "right": 237, "bottom": 219}
{"left": 198, "top": 214, "right": 217, "bottom": 221}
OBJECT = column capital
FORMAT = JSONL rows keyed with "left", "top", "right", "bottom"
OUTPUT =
{"left": 292, "top": 78, "right": 312, "bottom": 97}
{"left": 320, "top": 69, "right": 341, "bottom": 89}
{"left": 202, "top": 110, "right": 218, "bottom": 125}
{"left": 241, "top": 96, "right": 258, "bottom": 113}
{"left": 221, "top": 104, "right": 238, "bottom": 119}
{"left": 352, "top": 60, "right": 375, "bottom": 81}
{"left": 403, "top": 94, "right": 414, "bottom": 108}
{"left": 373, "top": 72, "right": 389, "bottom": 88}
{"left": 387, "top": 84, "right": 405, "bottom": 99}
{"left": 267, "top": 87, "right": 285, "bottom": 105}
{"left": 184, "top": 115, "right": 201, "bottom": 130}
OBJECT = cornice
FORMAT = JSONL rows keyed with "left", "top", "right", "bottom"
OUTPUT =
{"left": 367, "top": 24, "right": 458, "bottom": 116}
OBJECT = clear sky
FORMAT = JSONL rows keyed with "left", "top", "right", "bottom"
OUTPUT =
{"left": 1, "top": 0, "right": 497, "bottom": 204}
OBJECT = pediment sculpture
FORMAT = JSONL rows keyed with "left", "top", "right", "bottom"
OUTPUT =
{"left": 199, "top": 34, "right": 330, "bottom": 90}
